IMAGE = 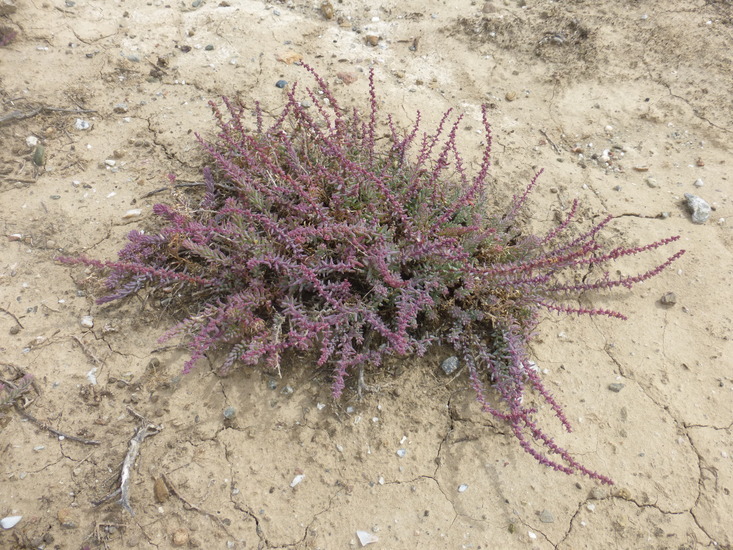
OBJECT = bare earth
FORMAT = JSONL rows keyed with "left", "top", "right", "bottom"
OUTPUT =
{"left": 1, "top": 1, "right": 732, "bottom": 548}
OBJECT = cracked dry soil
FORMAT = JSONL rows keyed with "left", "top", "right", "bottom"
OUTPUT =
{"left": 1, "top": 1, "right": 732, "bottom": 548}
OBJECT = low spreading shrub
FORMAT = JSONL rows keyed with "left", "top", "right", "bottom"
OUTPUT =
{"left": 60, "top": 66, "right": 684, "bottom": 484}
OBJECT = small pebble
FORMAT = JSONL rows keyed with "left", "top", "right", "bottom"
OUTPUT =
{"left": 171, "top": 528, "right": 189, "bottom": 547}
{"left": 365, "top": 35, "right": 380, "bottom": 46}
{"left": 153, "top": 477, "right": 169, "bottom": 503}
{"left": 505, "top": 91, "right": 517, "bottom": 101}
{"left": 457, "top": 484, "right": 468, "bottom": 493}
{"left": 396, "top": 449, "right": 406, "bottom": 458}
{"left": 693, "top": 178, "right": 704, "bottom": 188}
{"left": 608, "top": 383, "right": 625, "bottom": 393}
{"left": 684, "top": 193, "right": 711, "bottom": 224}
{"left": 539, "top": 509, "right": 555, "bottom": 523}
{"left": 441, "top": 356, "right": 459, "bottom": 375}
{"left": 275, "top": 80, "right": 287, "bottom": 89}
{"left": 113, "top": 103, "right": 128, "bottom": 114}
{"left": 660, "top": 292, "right": 677, "bottom": 306}
{"left": 590, "top": 486, "right": 608, "bottom": 500}
{"left": 80, "top": 315, "right": 94, "bottom": 328}
{"left": 204, "top": 44, "right": 214, "bottom": 51}
{"left": 223, "top": 406, "right": 237, "bottom": 420}
{"left": 646, "top": 177, "right": 659, "bottom": 188}
{"left": 32, "top": 145, "right": 45, "bottom": 166}
{"left": 321, "top": 0, "right": 334, "bottom": 19}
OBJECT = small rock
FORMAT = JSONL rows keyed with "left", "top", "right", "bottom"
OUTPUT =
{"left": 441, "top": 356, "right": 459, "bottom": 375}
{"left": 608, "top": 383, "right": 625, "bottom": 393}
{"left": 171, "top": 528, "right": 189, "bottom": 547}
{"left": 589, "top": 486, "right": 609, "bottom": 500}
{"left": 505, "top": 91, "right": 517, "bottom": 102}
{"left": 396, "top": 449, "right": 406, "bottom": 458}
{"left": 356, "top": 530, "right": 378, "bottom": 546}
{"left": 321, "top": 0, "right": 334, "bottom": 20}
{"left": 9, "top": 325, "right": 20, "bottom": 335}
{"left": 539, "top": 509, "right": 555, "bottom": 523}
{"left": 276, "top": 50, "right": 302, "bottom": 64}
{"left": 113, "top": 103, "right": 129, "bottom": 114}
{"left": 365, "top": 34, "right": 380, "bottom": 46}
{"left": 336, "top": 71, "right": 358, "bottom": 85}
{"left": 204, "top": 44, "right": 214, "bottom": 51}
{"left": 32, "top": 145, "right": 45, "bottom": 166}
{"left": 693, "top": 178, "right": 704, "bottom": 188}
{"left": 684, "top": 193, "right": 711, "bottom": 224}
{"left": 153, "top": 477, "right": 169, "bottom": 503}
{"left": 105, "top": 159, "right": 116, "bottom": 167}
{"left": 223, "top": 406, "right": 237, "bottom": 420}
{"left": 275, "top": 79, "right": 287, "bottom": 89}
{"left": 57, "top": 508, "right": 77, "bottom": 529}
{"left": 80, "top": 315, "right": 94, "bottom": 328}
{"left": 0, "top": 0, "right": 18, "bottom": 16}
{"left": 457, "top": 484, "right": 468, "bottom": 493}
{"left": 646, "top": 177, "right": 659, "bottom": 188}
{"left": 483, "top": 1, "right": 496, "bottom": 13}
{"left": 659, "top": 292, "right": 677, "bottom": 306}
{"left": 26, "top": 136, "right": 39, "bottom": 147}
{"left": 74, "top": 119, "right": 91, "bottom": 130}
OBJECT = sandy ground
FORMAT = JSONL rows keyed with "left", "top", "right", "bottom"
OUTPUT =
{"left": 1, "top": 0, "right": 732, "bottom": 548}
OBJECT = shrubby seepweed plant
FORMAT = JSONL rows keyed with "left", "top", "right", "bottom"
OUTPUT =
{"left": 60, "top": 66, "right": 684, "bottom": 484}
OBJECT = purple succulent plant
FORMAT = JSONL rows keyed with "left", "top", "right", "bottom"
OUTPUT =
{"left": 59, "top": 66, "right": 684, "bottom": 484}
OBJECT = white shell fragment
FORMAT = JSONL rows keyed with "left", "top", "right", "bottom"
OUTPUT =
{"left": 123, "top": 209, "right": 142, "bottom": 219}
{"left": 290, "top": 474, "right": 305, "bottom": 488}
{"left": 1, "top": 516, "right": 22, "bottom": 529}
{"left": 356, "top": 530, "right": 378, "bottom": 546}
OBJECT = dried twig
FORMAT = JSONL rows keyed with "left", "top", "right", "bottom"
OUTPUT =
{"left": 13, "top": 403, "right": 101, "bottom": 445}
{"left": 0, "top": 306, "right": 23, "bottom": 329}
{"left": 539, "top": 129, "right": 561, "bottom": 154}
{"left": 93, "top": 407, "right": 162, "bottom": 515}
{"left": 162, "top": 473, "right": 234, "bottom": 535}
{"left": 71, "top": 335, "right": 104, "bottom": 366}
{"left": 0, "top": 105, "right": 97, "bottom": 127}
